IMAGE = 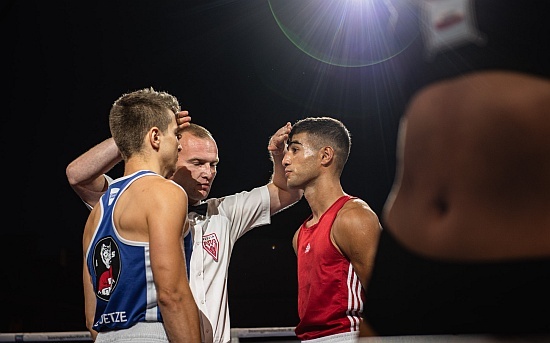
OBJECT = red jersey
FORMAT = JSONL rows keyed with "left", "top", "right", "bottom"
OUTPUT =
{"left": 294, "top": 195, "right": 364, "bottom": 341}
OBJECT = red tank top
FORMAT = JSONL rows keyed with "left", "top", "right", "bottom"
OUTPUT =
{"left": 294, "top": 195, "right": 364, "bottom": 341}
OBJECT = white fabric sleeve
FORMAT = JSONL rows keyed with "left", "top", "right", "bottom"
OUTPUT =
{"left": 209, "top": 185, "right": 271, "bottom": 240}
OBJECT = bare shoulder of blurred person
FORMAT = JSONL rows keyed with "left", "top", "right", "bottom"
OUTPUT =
{"left": 386, "top": 70, "right": 550, "bottom": 261}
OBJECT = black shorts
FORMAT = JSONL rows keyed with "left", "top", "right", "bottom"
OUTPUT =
{"left": 363, "top": 229, "right": 550, "bottom": 336}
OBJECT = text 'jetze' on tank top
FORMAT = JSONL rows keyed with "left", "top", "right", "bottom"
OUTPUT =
{"left": 294, "top": 195, "right": 364, "bottom": 341}
{"left": 85, "top": 170, "right": 165, "bottom": 332}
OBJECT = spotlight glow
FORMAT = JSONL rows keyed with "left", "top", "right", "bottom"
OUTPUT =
{"left": 268, "top": 0, "right": 419, "bottom": 67}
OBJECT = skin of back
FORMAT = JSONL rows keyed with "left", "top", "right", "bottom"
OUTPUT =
{"left": 385, "top": 70, "right": 550, "bottom": 261}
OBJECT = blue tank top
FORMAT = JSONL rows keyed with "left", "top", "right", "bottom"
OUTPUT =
{"left": 86, "top": 170, "right": 163, "bottom": 332}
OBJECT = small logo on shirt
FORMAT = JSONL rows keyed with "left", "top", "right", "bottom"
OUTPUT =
{"left": 108, "top": 188, "right": 120, "bottom": 206}
{"left": 203, "top": 233, "right": 219, "bottom": 262}
{"left": 305, "top": 243, "right": 311, "bottom": 254}
{"left": 93, "top": 236, "right": 121, "bottom": 301}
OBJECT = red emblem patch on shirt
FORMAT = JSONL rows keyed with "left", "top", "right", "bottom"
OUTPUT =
{"left": 203, "top": 233, "right": 219, "bottom": 262}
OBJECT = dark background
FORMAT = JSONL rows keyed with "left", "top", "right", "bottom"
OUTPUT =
{"left": 2, "top": 0, "right": 549, "bottom": 333}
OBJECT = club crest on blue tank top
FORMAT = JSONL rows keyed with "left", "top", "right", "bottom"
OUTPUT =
{"left": 93, "top": 236, "right": 121, "bottom": 301}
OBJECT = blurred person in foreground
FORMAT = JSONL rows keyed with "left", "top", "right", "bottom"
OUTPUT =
{"left": 360, "top": 70, "right": 550, "bottom": 337}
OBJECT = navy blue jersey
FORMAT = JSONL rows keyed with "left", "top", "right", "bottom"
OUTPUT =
{"left": 85, "top": 170, "right": 163, "bottom": 332}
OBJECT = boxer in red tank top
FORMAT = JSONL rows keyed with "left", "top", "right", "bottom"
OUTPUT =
{"left": 282, "top": 117, "right": 382, "bottom": 343}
